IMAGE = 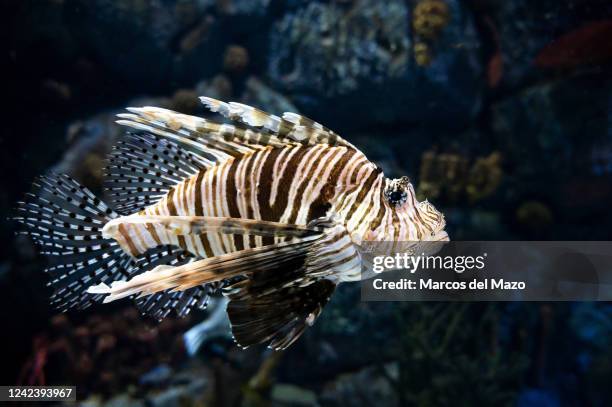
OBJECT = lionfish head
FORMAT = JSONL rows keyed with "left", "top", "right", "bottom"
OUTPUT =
{"left": 382, "top": 176, "right": 449, "bottom": 242}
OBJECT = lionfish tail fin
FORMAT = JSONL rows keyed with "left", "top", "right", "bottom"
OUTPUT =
{"left": 14, "top": 174, "right": 134, "bottom": 311}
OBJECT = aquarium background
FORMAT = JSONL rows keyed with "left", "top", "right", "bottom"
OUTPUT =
{"left": 2, "top": 0, "right": 612, "bottom": 405}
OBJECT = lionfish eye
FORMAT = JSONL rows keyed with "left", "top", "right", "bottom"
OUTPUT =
{"left": 387, "top": 190, "right": 407, "bottom": 206}
{"left": 385, "top": 177, "right": 410, "bottom": 206}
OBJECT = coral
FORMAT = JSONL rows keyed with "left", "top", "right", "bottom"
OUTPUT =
{"left": 241, "top": 350, "right": 285, "bottom": 406}
{"left": 20, "top": 309, "right": 193, "bottom": 399}
{"left": 535, "top": 20, "right": 612, "bottom": 69}
{"left": 319, "top": 364, "right": 398, "bottom": 406}
{"left": 265, "top": 0, "right": 481, "bottom": 129}
{"left": 268, "top": 0, "right": 410, "bottom": 96}
{"left": 515, "top": 201, "right": 553, "bottom": 233}
{"left": 417, "top": 150, "right": 443, "bottom": 199}
{"left": 223, "top": 45, "right": 249, "bottom": 74}
{"left": 53, "top": 115, "right": 124, "bottom": 192}
{"left": 171, "top": 88, "right": 201, "bottom": 114}
{"left": 67, "top": 0, "right": 227, "bottom": 86}
{"left": 417, "top": 150, "right": 502, "bottom": 204}
{"left": 385, "top": 303, "right": 528, "bottom": 405}
{"left": 416, "top": 150, "right": 469, "bottom": 202}
{"left": 179, "top": 17, "right": 215, "bottom": 53}
{"left": 413, "top": 0, "right": 451, "bottom": 40}
{"left": 413, "top": 42, "right": 432, "bottom": 66}
{"left": 412, "top": 0, "right": 451, "bottom": 66}
{"left": 465, "top": 152, "right": 503, "bottom": 203}
{"left": 241, "top": 77, "right": 300, "bottom": 117}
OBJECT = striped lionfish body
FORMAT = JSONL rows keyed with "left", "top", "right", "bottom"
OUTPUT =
{"left": 16, "top": 97, "right": 448, "bottom": 350}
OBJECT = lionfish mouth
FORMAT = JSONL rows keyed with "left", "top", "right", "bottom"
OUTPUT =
{"left": 431, "top": 229, "right": 450, "bottom": 242}
{"left": 430, "top": 213, "right": 449, "bottom": 241}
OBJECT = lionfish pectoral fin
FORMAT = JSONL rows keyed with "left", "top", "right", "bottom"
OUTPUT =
{"left": 225, "top": 278, "right": 337, "bottom": 351}
{"left": 90, "top": 219, "right": 360, "bottom": 349}
{"left": 132, "top": 246, "right": 214, "bottom": 320}
{"left": 224, "top": 222, "right": 361, "bottom": 350}
{"left": 88, "top": 233, "right": 322, "bottom": 305}
{"left": 118, "top": 215, "right": 325, "bottom": 238}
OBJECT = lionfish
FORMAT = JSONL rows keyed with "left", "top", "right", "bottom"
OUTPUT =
{"left": 16, "top": 97, "right": 448, "bottom": 350}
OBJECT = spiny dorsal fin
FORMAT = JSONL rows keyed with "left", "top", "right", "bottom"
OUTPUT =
{"left": 200, "top": 97, "right": 285, "bottom": 135}
{"left": 117, "top": 106, "right": 288, "bottom": 156}
{"left": 200, "top": 96, "right": 357, "bottom": 149}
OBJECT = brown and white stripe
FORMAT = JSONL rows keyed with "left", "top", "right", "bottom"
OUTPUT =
{"left": 108, "top": 98, "right": 447, "bottom": 284}
{"left": 111, "top": 148, "right": 445, "bottom": 283}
